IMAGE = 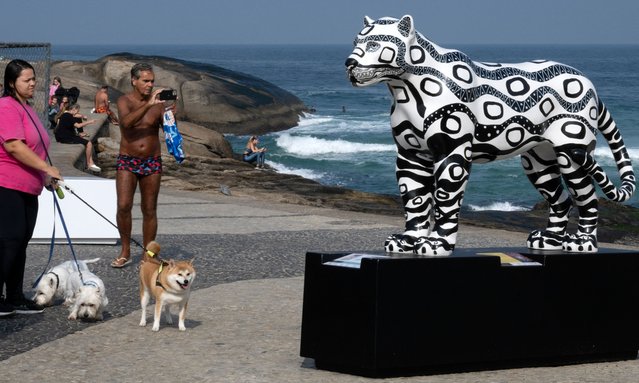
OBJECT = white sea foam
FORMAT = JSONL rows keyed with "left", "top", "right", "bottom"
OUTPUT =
{"left": 294, "top": 113, "right": 389, "bottom": 135}
{"left": 594, "top": 147, "right": 639, "bottom": 163}
{"left": 275, "top": 133, "right": 395, "bottom": 156}
{"left": 467, "top": 201, "right": 529, "bottom": 212}
{"left": 267, "top": 161, "right": 325, "bottom": 180}
{"left": 296, "top": 114, "right": 334, "bottom": 128}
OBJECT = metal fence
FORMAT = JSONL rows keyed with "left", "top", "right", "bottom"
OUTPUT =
{"left": 0, "top": 43, "right": 51, "bottom": 123}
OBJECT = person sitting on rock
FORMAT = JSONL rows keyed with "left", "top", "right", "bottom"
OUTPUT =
{"left": 54, "top": 103, "right": 101, "bottom": 172}
{"left": 47, "top": 96, "right": 60, "bottom": 129}
{"left": 243, "top": 135, "right": 266, "bottom": 169}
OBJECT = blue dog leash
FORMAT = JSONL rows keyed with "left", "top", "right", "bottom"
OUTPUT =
{"left": 32, "top": 188, "right": 88, "bottom": 287}
{"left": 31, "top": 191, "right": 58, "bottom": 288}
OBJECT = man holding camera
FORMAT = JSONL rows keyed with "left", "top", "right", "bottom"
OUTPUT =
{"left": 111, "top": 62, "right": 175, "bottom": 268}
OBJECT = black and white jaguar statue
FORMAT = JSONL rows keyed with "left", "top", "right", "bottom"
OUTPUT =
{"left": 345, "top": 15, "right": 635, "bottom": 256}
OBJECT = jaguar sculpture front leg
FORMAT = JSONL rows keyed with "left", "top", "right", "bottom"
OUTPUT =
{"left": 384, "top": 149, "right": 435, "bottom": 254}
{"left": 385, "top": 135, "right": 473, "bottom": 256}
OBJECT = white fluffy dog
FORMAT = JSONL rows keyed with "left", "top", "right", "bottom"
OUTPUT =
{"left": 32, "top": 258, "right": 100, "bottom": 307}
{"left": 66, "top": 268, "right": 109, "bottom": 321}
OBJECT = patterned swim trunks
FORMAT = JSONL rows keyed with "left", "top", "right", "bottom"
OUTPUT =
{"left": 116, "top": 154, "right": 162, "bottom": 176}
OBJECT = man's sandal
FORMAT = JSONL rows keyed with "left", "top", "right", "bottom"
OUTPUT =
{"left": 110, "top": 257, "right": 132, "bottom": 268}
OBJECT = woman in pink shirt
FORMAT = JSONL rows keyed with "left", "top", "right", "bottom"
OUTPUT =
{"left": 0, "top": 59, "right": 62, "bottom": 316}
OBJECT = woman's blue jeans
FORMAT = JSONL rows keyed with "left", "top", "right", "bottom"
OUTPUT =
{"left": 243, "top": 152, "right": 265, "bottom": 166}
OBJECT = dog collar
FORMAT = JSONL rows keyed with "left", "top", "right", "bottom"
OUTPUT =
{"left": 48, "top": 271, "right": 60, "bottom": 290}
{"left": 155, "top": 262, "right": 168, "bottom": 289}
{"left": 83, "top": 280, "right": 99, "bottom": 290}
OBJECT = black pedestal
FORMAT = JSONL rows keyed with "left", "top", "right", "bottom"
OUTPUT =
{"left": 300, "top": 248, "right": 639, "bottom": 377}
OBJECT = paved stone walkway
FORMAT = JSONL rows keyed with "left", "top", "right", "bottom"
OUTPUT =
{"left": 1, "top": 188, "right": 637, "bottom": 382}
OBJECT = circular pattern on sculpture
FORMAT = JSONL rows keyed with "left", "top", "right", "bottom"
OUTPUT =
{"left": 441, "top": 114, "right": 461, "bottom": 134}
{"left": 540, "top": 99, "right": 555, "bottom": 117}
{"left": 436, "top": 190, "right": 449, "bottom": 200}
{"left": 557, "top": 153, "right": 571, "bottom": 168}
{"left": 404, "top": 133, "right": 421, "bottom": 148}
{"left": 379, "top": 47, "right": 396, "bottom": 63}
{"left": 420, "top": 78, "right": 442, "bottom": 97}
{"left": 506, "top": 77, "right": 530, "bottom": 96}
{"left": 483, "top": 101, "right": 503, "bottom": 120}
{"left": 410, "top": 46, "right": 425, "bottom": 64}
{"left": 589, "top": 106, "right": 598, "bottom": 120}
{"left": 561, "top": 121, "right": 586, "bottom": 139}
{"left": 453, "top": 64, "right": 473, "bottom": 84}
{"left": 464, "top": 147, "right": 473, "bottom": 160}
{"left": 563, "top": 78, "right": 583, "bottom": 98}
{"left": 448, "top": 164, "right": 465, "bottom": 181}
{"left": 506, "top": 127, "right": 525, "bottom": 146}
{"left": 521, "top": 156, "right": 532, "bottom": 171}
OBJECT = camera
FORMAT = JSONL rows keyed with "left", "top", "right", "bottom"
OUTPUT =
{"left": 158, "top": 89, "right": 177, "bottom": 101}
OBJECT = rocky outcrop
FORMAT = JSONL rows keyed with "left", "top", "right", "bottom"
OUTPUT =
{"left": 52, "top": 53, "right": 309, "bottom": 135}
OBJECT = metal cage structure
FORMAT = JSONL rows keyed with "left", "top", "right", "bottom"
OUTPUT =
{"left": 0, "top": 43, "right": 51, "bottom": 123}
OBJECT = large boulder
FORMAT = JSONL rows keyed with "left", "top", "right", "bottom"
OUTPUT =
{"left": 52, "top": 53, "right": 308, "bottom": 135}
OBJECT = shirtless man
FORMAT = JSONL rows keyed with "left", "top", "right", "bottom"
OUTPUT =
{"left": 94, "top": 85, "right": 119, "bottom": 125}
{"left": 111, "top": 63, "right": 170, "bottom": 268}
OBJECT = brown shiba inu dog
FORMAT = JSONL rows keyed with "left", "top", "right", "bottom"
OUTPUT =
{"left": 139, "top": 241, "right": 196, "bottom": 331}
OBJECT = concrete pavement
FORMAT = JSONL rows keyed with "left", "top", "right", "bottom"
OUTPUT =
{"left": 0, "top": 188, "right": 638, "bottom": 382}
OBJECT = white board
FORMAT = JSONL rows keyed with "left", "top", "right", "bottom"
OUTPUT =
{"left": 31, "top": 177, "right": 119, "bottom": 244}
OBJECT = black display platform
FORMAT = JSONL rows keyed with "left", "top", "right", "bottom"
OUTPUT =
{"left": 300, "top": 248, "right": 639, "bottom": 377}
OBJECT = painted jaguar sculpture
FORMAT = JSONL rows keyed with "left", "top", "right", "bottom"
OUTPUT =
{"left": 345, "top": 15, "right": 635, "bottom": 256}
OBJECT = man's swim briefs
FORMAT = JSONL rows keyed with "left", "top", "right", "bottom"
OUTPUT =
{"left": 116, "top": 154, "right": 162, "bottom": 176}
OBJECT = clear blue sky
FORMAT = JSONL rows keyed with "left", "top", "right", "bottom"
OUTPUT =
{"left": 2, "top": 0, "right": 638, "bottom": 45}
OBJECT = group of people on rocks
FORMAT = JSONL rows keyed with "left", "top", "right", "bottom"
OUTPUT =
{"left": 46, "top": 78, "right": 125, "bottom": 173}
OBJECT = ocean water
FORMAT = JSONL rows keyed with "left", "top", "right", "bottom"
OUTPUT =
{"left": 52, "top": 44, "right": 639, "bottom": 210}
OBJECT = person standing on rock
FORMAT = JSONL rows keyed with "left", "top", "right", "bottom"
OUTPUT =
{"left": 111, "top": 63, "right": 173, "bottom": 268}
{"left": 94, "top": 85, "right": 119, "bottom": 125}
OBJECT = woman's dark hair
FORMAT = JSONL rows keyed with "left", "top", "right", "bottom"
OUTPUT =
{"left": 3, "top": 59, "right": 35, "bottom": 99}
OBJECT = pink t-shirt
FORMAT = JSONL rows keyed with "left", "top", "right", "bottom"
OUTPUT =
{"left": 0, "top": 96, "right": 50, "bottom": 195}
{"left": 49, "top": 84, "right": 58, "bottom": 97}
